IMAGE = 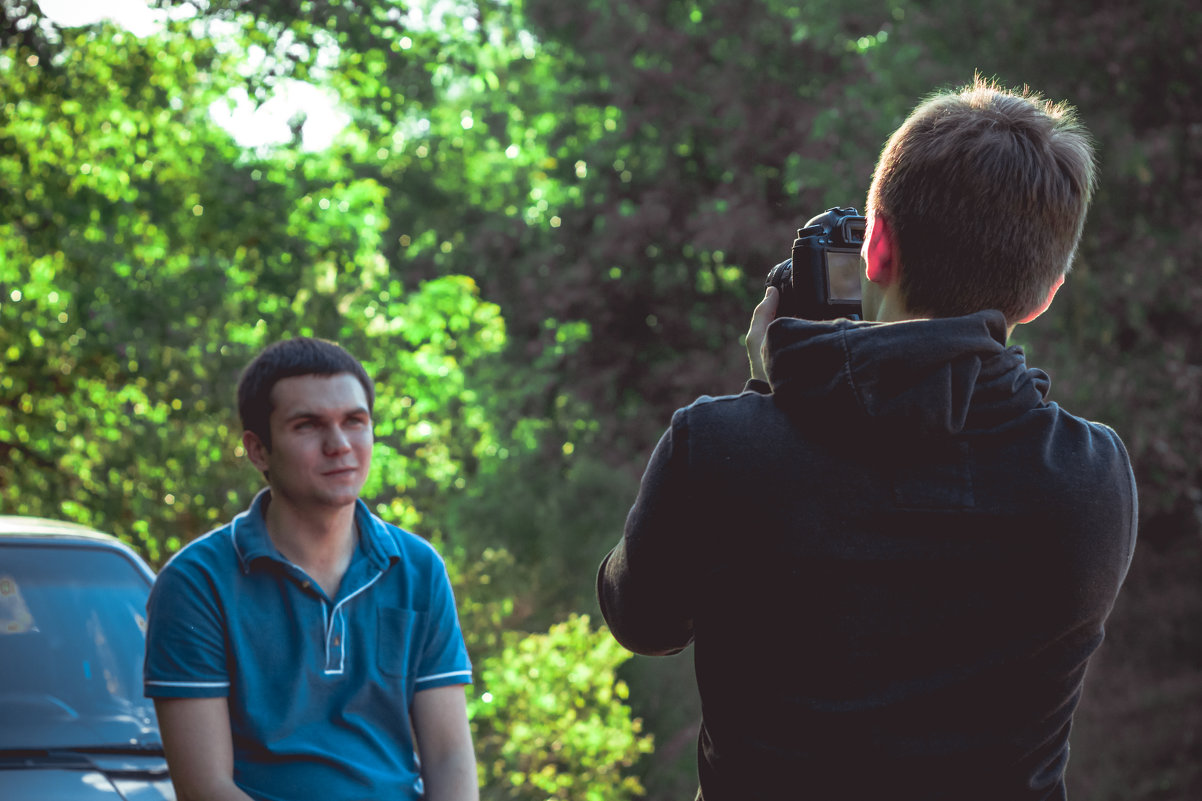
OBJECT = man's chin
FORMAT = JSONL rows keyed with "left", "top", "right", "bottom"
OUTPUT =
{"left": 309, "top": 482, "right": 365, "bottom": 509}
{"left": 269, "top": 475, "right": 367, "bottom": 511}
{"left": 324, "top": 488, "right": 364, "bottom": 507}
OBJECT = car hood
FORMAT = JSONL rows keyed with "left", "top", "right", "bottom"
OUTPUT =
{"left": 0, "top": 702, "right": 159, "bottom": 751}
{"left": 0, "top": 712, "right": 170, "bottom": 800}
{"left": 0, "top": 757, "right": 173, "bottom": 800}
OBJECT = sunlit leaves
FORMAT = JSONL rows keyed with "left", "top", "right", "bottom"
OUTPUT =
{"left": 355, "top": 275, "right": 508, "bottom": 523}
{"left": 469, "top": 614, "right": 654, "bottom": 801}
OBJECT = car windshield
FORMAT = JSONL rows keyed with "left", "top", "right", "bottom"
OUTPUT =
{"left": 0, "top": 543, "right": 159, "bottom": 751}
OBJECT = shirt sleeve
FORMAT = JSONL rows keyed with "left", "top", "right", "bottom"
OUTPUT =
{"left": 413, "top": 557, "right": 473, "bottom": 691}
{"left": 597, "top": 406, "right": 700, "bottom": 656}
{"left": 143, "top": 555, "right": 231, "bottom": 699}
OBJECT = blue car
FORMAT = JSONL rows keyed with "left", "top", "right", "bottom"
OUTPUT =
{"left": 0, "top": 516, "right": 173, "bottom": 800}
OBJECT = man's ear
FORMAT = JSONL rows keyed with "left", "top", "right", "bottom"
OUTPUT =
{"left": 1014, "top": 274, "right": 1066, "bottom": 325}
{"left": 863, "top": 213, "right": 897, "bottom": 286}
{"left": 242, "top": 430, "right": 271, "bottom": 472}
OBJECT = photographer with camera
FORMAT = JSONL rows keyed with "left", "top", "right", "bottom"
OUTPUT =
{"left": 597, "top": 77, "right": 1137, "bottom": 800}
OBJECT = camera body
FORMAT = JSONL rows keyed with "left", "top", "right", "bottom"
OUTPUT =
{"left": 765, "top": 207, "right": 866, "bottom": 320}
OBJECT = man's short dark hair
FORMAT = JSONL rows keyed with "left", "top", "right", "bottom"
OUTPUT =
{"left": 236, "top": 337, "right": 375, "bottom": 449}
{"left": 866, "top": 75, "right": 1097, "bottom": 324}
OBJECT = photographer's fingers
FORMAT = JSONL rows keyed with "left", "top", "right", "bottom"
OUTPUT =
{"left": 747, "top": 286, "right": 779, "bottom": 383}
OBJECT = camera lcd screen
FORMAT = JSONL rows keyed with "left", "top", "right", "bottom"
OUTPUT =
{"left": 825, "top": 249, "right": 863, "bottom": 302}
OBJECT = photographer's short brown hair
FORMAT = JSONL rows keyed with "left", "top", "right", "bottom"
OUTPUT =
{"left": 866, "top": 76, "right": 1097, "bottom": 324}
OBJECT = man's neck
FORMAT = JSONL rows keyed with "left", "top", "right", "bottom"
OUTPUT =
{"left": 262, "top": 492, "right": 359, "bottom": 598}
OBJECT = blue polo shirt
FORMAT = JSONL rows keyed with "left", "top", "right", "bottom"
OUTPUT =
{"left": 144, "top": 490, "right": 472, "bottom": 801}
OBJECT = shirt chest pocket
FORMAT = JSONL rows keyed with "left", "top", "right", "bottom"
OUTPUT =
{"left": 377, "top": 606, "right": 428, "bottom": 678}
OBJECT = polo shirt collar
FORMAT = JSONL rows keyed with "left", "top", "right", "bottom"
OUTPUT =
{"left": 354, "top": 499, "right": 402, "bottom": 570}
{"left": 232, "top": 488, "right": 400, "bottom": 574}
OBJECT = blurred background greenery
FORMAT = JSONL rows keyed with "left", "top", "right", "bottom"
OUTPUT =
{"left": 2, "top": 0, "right": 1198, "bottom": 798}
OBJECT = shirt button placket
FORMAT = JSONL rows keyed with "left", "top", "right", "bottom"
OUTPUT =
{"left": 325, "top": 604, "right": 345, "bottom": 674}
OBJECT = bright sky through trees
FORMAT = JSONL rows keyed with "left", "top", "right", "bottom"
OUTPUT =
{"left": 39, "top": 0, "right": 348, "bottom": 150}
{"left": 38, "top": 0, "right": 163, "bottom": 35}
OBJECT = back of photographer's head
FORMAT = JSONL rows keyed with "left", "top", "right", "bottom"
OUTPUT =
{"left": 866, "top": 76, "right": 1097, "bottom": 324}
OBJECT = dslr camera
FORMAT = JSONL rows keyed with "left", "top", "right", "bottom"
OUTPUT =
{"left": 765, "top": 207, "right": 866, "bottom": 320}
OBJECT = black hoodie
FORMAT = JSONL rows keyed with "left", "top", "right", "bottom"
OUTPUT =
{"left": 598, "top": 310, "right": 1137, "bottom": 801}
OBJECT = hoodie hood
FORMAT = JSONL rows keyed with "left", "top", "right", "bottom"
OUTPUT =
{"left": 766, "top": 309, "right": 1050, "bottom": 437}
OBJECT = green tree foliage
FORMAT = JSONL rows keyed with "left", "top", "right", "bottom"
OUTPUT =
{"left": 437, "top": 544, "right": 653, "bottom": 800}
{"left": 469, "top": 614, "right": 653, "bottom": 801}
{"left": 1, "top": 12, "right": 250, "bottom": 558}
{"left": 443, "top": 547, "right": 653, "bottom": 800}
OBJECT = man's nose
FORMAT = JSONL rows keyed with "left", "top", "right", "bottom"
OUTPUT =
{"left": 324, "top": 426, "right": 352, "bottom": 454}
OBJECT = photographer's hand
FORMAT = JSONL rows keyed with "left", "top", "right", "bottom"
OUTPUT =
{"left": 747, "top": 286, "right": 779, "bottom": 383}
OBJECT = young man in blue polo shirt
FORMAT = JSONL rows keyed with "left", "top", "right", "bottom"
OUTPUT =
{"left": 145, "top": 337, "right": 477, "bottom": 801}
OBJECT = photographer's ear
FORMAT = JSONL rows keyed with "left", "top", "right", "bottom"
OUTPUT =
{"left": 1013, "top": 274, "right": 1066, "bottom": 325}
{"left": 863, "top": 213, "right": 897, "bottom": 286}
